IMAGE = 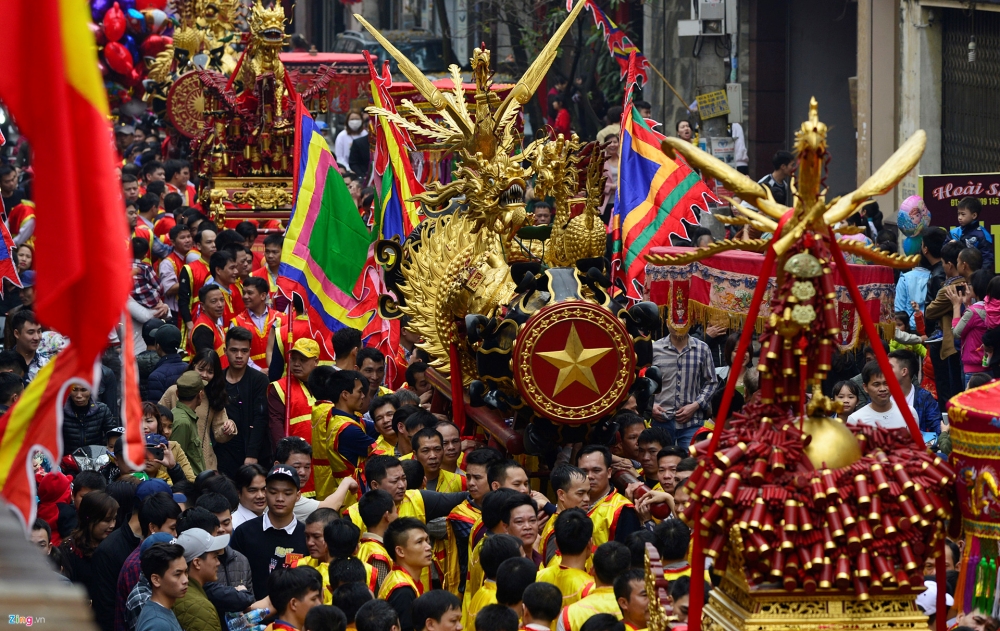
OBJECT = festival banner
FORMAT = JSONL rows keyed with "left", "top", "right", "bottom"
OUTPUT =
{"left": 365, "top": 51, "right": 425, "bottom": 241}
{"left": 612, "top": 53, "right": 715, "bottom": 302}
{"left": 920, "top": 173, "right": 1000, "bottom": 272}
{"left": 280, "top": 95, "right": 374, "bottom": 333}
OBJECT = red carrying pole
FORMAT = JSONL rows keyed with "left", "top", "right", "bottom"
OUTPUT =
{"left": 686, "top": 249, "right": 778, "bottom": 629}
{"left": 284, "top": 301, "right": 294, "bottom": 438}
{"left": 686, "top": 211, "right": 791, "bottom": 631}
{"left": 936, "top": 535, "right": 947, "bottom": 631}
{"left": 826, "top": 227, "right": 925, "bottom": 449}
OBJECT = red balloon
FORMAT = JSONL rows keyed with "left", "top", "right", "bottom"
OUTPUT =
{"left": 140, "top": 34, "right": 171, "bottom": 57}
{"left": 104, "top": 41, "right": 134, "bottom": 75}
{"left": 134, "top": 0, "right": 166, "bottom": 9}
{"left": 125, "top": 67, "right": 142, "bottom": 86}
{"left": 103, "top": 2, "right": 126, "bottom": 42}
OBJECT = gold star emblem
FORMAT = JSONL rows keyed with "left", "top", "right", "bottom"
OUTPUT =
{"left": 538, "top": 324, "right": 613, "bottom": 395}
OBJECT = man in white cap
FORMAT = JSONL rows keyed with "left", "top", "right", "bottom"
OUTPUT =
{"left": 173, "top": 527, "right": 230, "bottom": 631}
{"left": 915, "top": 579, "right": 954, "bottom": 630}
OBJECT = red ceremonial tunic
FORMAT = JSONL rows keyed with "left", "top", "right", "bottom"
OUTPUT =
{"left": 276, "top": 315, "right": 335, "bottom": 365}
{"left": 132, "top": 223, "right": 157, "bottom": 267}
{"left": 154, "top": 214, "right": 176, "bottom": 244}
{"left": 250, "top": 266, "right": 280, "bottom": 302}
{"left": 188, "top": 312, "right": 228, "bottom": 368}
{"left": 232, "top": 307, "right": 286, "bottom": 370}
{"left": 221, "top": 283, "right": 245, "bottom": 328}
{"left": 272, "top": 378, "right": 316, "bottom": 494}
{"left": 183, "top": 258, "right": 211, "bottom": 316}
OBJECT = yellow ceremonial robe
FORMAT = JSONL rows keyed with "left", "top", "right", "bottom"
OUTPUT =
{"left": 377, "top": 566, "right": 424, "bottom": 600}
{"left": 463, "top": 579, "right": 497, "bottom": 631}
{"left": 433, "top": 468, "right": 467, "bottom": 493}
{"left": 558, "top": 586, "right": 622, "bottom": 631}
{"left": 536, "top": 564, "right": 595, "bottom": 607}
{"left": 443, "top": 499, "right": 480, "bottom": 595}
{"left": 588, "top": 490, "right": 634, "bottom": 547}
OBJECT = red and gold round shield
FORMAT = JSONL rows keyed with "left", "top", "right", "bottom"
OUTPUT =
{"left": 166, "top": 71, "right": 207, "bottom": 139}
{"left": 513, "top": 301, "right": 635, "bottom": 425}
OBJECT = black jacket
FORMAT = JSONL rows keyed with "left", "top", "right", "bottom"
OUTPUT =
{"left": 217, "top": 368, "right": 270, "bottom": 477}
{"left": 91, "top": 525, "right": 140, "bottom": 631}
{"left": 136, "top": 350, "right": 160, "bottom": 401}
{"left": 349, "top": 134, "right": 371, "bottom": 180}
{"left": 61, "top": 400, "right": 117, "bottom": 456}
{"left": 147, "top": 354, "right": 187, "bottom": 403}
{"left": 925, "top": 261, "right": 946, "bottom": 334}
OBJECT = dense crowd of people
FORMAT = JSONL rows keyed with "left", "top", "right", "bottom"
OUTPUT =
{"left": 0, "top": 85, "right": 996, "bottom": 631}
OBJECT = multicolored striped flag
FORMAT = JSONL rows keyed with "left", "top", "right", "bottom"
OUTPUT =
{"left": 365, "top": 52, "right": 425, "bottom": 241}
{"left": 279, "top": 96, "right": 375, "bottom": 333}
{"left": 0, "top": 0, "right": 136, "bottom": 530}
{"left": 612, "top": 53, "right": 717, "bottom": 301}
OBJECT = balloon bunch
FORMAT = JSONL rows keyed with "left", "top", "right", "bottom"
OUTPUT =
{"left": 681, "top": 405, "right": 955, "bottom": 600}
{"left": 90, "top": 0, "right": 175, "bottom": 107}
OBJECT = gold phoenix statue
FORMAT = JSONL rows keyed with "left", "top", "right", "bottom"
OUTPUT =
{"left": 650, "top": 98, "right": 925, "bottom": 269}
{"left": 645, "top": 102, "right": 938, "bottom": 631}
{"left": 357, "top": 3, "right": 608, "bottom": 380}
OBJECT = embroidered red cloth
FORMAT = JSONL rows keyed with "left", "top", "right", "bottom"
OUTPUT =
{"left": 645, "top": 247, "right": 895, "bottom": 350}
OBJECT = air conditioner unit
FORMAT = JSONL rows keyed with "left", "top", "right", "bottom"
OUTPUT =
{"left": 677, "top": 0, "right": 734, "bottom": 37}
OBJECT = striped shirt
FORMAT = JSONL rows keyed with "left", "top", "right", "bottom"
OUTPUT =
{"left": 651, "top": 334, "right": 718, "bottom": 428}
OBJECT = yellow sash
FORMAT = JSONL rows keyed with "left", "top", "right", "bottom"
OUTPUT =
{"left": 588, "top": 490, "right": 634, "bottom": 547}
{"left": 559, "top": 587, "right": 622, "bottom": 631}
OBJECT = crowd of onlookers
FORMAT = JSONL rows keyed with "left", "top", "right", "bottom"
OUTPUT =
{"left": 0, "top": 84, "right": 997, "bottom": 631}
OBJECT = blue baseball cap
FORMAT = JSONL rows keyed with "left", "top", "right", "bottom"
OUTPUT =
{"left": 140, "top": 532, "right": 177, "bottom": 554}
{"left": 20, "top": 270, "right": 34, "bottom": 288}
{"left": 145, "top": 433, "right": 169, "bottom": 447}
{"left": 136, "top": 478, "right": 172, "bottom": 502}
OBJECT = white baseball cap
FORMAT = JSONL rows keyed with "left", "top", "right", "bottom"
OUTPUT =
{"left": 175, "top": 528, "right": 230, "bottom": 563}
{"left": 915, "top": 580, "right": 954, "bottom": 617}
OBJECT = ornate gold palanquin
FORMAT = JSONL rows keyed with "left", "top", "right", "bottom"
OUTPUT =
{"left": 202, "top": 176, "right": 293, "bottom": 227}
{"left": 701, "top": 529, "right": 930, "bottom": 631}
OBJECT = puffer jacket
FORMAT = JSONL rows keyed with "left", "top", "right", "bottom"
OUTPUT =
{"left": 216, "top": 546, "right": 254, "bottom": 593}
{"left": 136, "top": 350, "right": 160, "bottom": 401}
{"left": 146, "top": 353, "right": 187, "bottom": 403}
{"left": 61, "top": 400, "right": 117, "bottom": 456}
{"left": 173, "top": 578, "right": 222, "bottom": 631}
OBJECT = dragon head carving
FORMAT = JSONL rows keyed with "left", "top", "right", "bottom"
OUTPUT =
{"left": 249, "top": 0, "right": 287, "bottom": 48}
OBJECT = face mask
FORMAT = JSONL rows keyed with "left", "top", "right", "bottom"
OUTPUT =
{"left": 348, "top": 119, "right": 363, "bottom": 131}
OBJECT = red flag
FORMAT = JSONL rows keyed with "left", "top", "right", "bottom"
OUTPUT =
{"left": 0, "top": 347, "right": 94, "bottom": 529}
{"left": 119, "top": 317, "right": 146, "bottom": 469}
{"left": 0, "top": 0, "right": 131, "bottom": 368}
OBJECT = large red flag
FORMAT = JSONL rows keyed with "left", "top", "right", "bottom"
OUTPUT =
{"left": 0, "top": 0, "right": 131, "bottom": 367}
{"left": 0, "top": 0, "right": 134, "bottom": 530}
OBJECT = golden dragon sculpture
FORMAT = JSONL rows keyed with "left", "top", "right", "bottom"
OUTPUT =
{"left": 241, "top": 1, "right": 289, "bottom": 106}
{"left": 528, "top": 133, "right": 608, "bottom": 267}
{"left": 358, "top": 2, "right": 589, "bottom": 380}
